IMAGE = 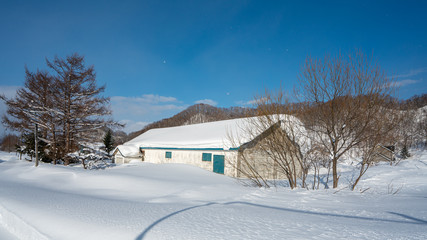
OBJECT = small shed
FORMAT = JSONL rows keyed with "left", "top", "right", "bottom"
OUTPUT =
{"left": 372, "top": 145, "right": 395, "bottom": 163}
{"left": 113, "top": 145, "right": 143, "bottom": 164}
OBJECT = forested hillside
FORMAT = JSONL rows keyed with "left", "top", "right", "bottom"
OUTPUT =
{"left": 126, "top": 94, "right": 427, "bottom": 141}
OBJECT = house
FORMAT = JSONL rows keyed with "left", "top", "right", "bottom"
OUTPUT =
{"left": 113, "top": 115, "right": 305, "bottom": 179}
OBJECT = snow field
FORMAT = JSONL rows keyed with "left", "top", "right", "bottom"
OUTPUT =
{"left": 0, "top": 204, "right": 45, "bottom": 240}
{"left": 0, "top": 151, "right": 427, "bottom": 239}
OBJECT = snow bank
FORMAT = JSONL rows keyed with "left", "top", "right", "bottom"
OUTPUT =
{"left": 0, "top": 204, "right": 48, "bottom": 240}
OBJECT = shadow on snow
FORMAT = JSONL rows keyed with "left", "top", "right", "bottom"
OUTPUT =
{"left": 135, "top": 201, "right": 427, "bottom": 239}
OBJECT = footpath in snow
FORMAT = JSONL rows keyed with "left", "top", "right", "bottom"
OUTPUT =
{"left": 0, "top": 150, "right": 427, "bottom": 240}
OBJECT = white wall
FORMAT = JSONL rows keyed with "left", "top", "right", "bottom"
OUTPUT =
{"left": 142, "top": 149, "right": 238, "bottom": 177}
{"left": 113, "top": 153, "right": 143, "bottom": 164}
{"left": 115, "top": 155, "right": 124, "bottom": 164}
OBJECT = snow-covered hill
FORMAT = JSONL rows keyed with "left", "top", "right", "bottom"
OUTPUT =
{"left": 0, "top": 150, "right": 426, "bottom": 240}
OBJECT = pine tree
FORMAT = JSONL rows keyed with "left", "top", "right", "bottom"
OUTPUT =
{"left": 103, "top": 129, "right": 114, "bottom": 157}
{"left": 20, "top": 132, "right": 49, "bottom": 162}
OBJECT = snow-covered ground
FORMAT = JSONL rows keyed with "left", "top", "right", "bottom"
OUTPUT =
{"left": 0, "top": 150, "right": 426, "bottom": 240}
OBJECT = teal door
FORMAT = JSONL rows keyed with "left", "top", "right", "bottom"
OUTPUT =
{"left": 213, "top": 155, "right": 225, "bottom": 174}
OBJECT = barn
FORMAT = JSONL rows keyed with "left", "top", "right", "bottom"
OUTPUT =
{"left": 113, "top": 115, "right": 304, "bottom": 179}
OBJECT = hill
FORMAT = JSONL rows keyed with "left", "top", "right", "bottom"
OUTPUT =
{"left": 126, "top": 93, "right": 427, "bottom": 141}
{"left": 400, "top": 93, "right": 427, "bottom": 109}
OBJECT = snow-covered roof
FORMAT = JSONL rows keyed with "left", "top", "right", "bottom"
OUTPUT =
{"left": 115, "top": 115, "right": 306, "bottom": 156}
{"left": 114, "top": 145, "right": 141, "bottom": 157}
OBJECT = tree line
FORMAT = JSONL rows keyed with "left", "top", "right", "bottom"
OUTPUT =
{"left": 1, "top": 53, "right": 118, "bottom": 165}
{"left": 127, "top": 103, "right": 251, "bottom": 140}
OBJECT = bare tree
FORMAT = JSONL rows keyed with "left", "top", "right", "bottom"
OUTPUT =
{"left": 396, "top": 104, "right": 419, "bottom": 151}
{"left": 305, "top": 143, "right": 330, "bottom": 190}
{"left": 351, "top": 104, "right": 400, "bottom": 190}
{"left": 396, "top": 94, "right": 427, "bottom": 148}
{"left": 418, "top": 107, "right": 427, "bottom": 147}
{"left": 297, "top": 50, "right": 396, "bottom": 188}
{"left": 1, "top": 69, "right": 59, "bottom": 162}
{"left": 47, "top": 54, "right": 117, "bottom": 165}
{"left": 229, "top": 89, "right": 309, "bottom": 189}
{"left": 0, "top": 134, "right": 19, "bottom": 152}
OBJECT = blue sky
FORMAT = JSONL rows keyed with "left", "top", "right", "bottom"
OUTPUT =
{"left": 1, "top": 0, "right": 426, "bottom": 134}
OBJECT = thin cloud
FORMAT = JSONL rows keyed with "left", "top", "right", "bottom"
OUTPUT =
{"left": 0, "top": 86, "right": 21, "bottom": 137}
{"left": 194, "top": 99, "right": 218, "bottom": 106}
{"left": 390, "top": 79, "right": 419, "bottom": 88}
{"left": 390, "top": 67, "right": 427, "bottom": 79}
{"left": 111, "top": 94, "right": 178, "bottom": 104}
{"left": 0, "top": 91, "right": 186, "bottom": 135}
{"left": 110, "top": 94, "right": 188, "bottom": 133}
{"left": 118, "top": 120, "right": 150, "bottom": 133}
{"left": 236, "top": 97, "right": 267, "bottom": 106}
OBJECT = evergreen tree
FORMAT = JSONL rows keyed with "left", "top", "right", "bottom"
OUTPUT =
{"left": 20, "top": 133, "right": 49, "bottom": 162}
{"left": 103, "top": 129, "right": 114, "bottom": 156}
{"left": 400, "top": 145, "right": 410, "bottom": 159}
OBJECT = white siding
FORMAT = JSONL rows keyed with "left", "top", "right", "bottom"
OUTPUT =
{"left": 113, "top": 153, "right": 142, "bottom": 164}
{"left": 142, "top": 149, "right": 238, "bottom": 177}
{"left": 115, "top": 156, "right": 124, "bottom": 164}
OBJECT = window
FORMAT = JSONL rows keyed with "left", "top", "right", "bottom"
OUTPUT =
{"left": 165, "top": 151, "right": 172, "bottom": 159}
{"left": 202, "top": 153, "right": 212, "bottom": 161}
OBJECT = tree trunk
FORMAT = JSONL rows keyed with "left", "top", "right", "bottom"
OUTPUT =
{"left": 52, "top": 128, "right": 57, "bottom": 165}
{"left": 332, "top": 157, "right": 338, "bottom": 188}
{"left": 35, "top": 123, "right": 39, "bottom": 167}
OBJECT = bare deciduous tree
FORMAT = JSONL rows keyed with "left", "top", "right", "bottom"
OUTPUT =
{"left": 1, "top": 69, "right": 60, "bottom": 162}
{"left": 47, "top": 54, "right": 114, "bottom": 165}
{"left": 351, "top": 104, "right": 400, "bottom": 190}
{"left": 297, "top": 50, "right": 396, "bottom": 188}
{"left": 0, "top": 134, "right": 19, "bottom": 152}
{"left": 305, "top": 143, "right": 330, "bottom": 190}
{"left": 229, "top": 89, "right": 309, "bottom": 189}
{"left": 419, "top": 107, "right": 427, "bottom": 147}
